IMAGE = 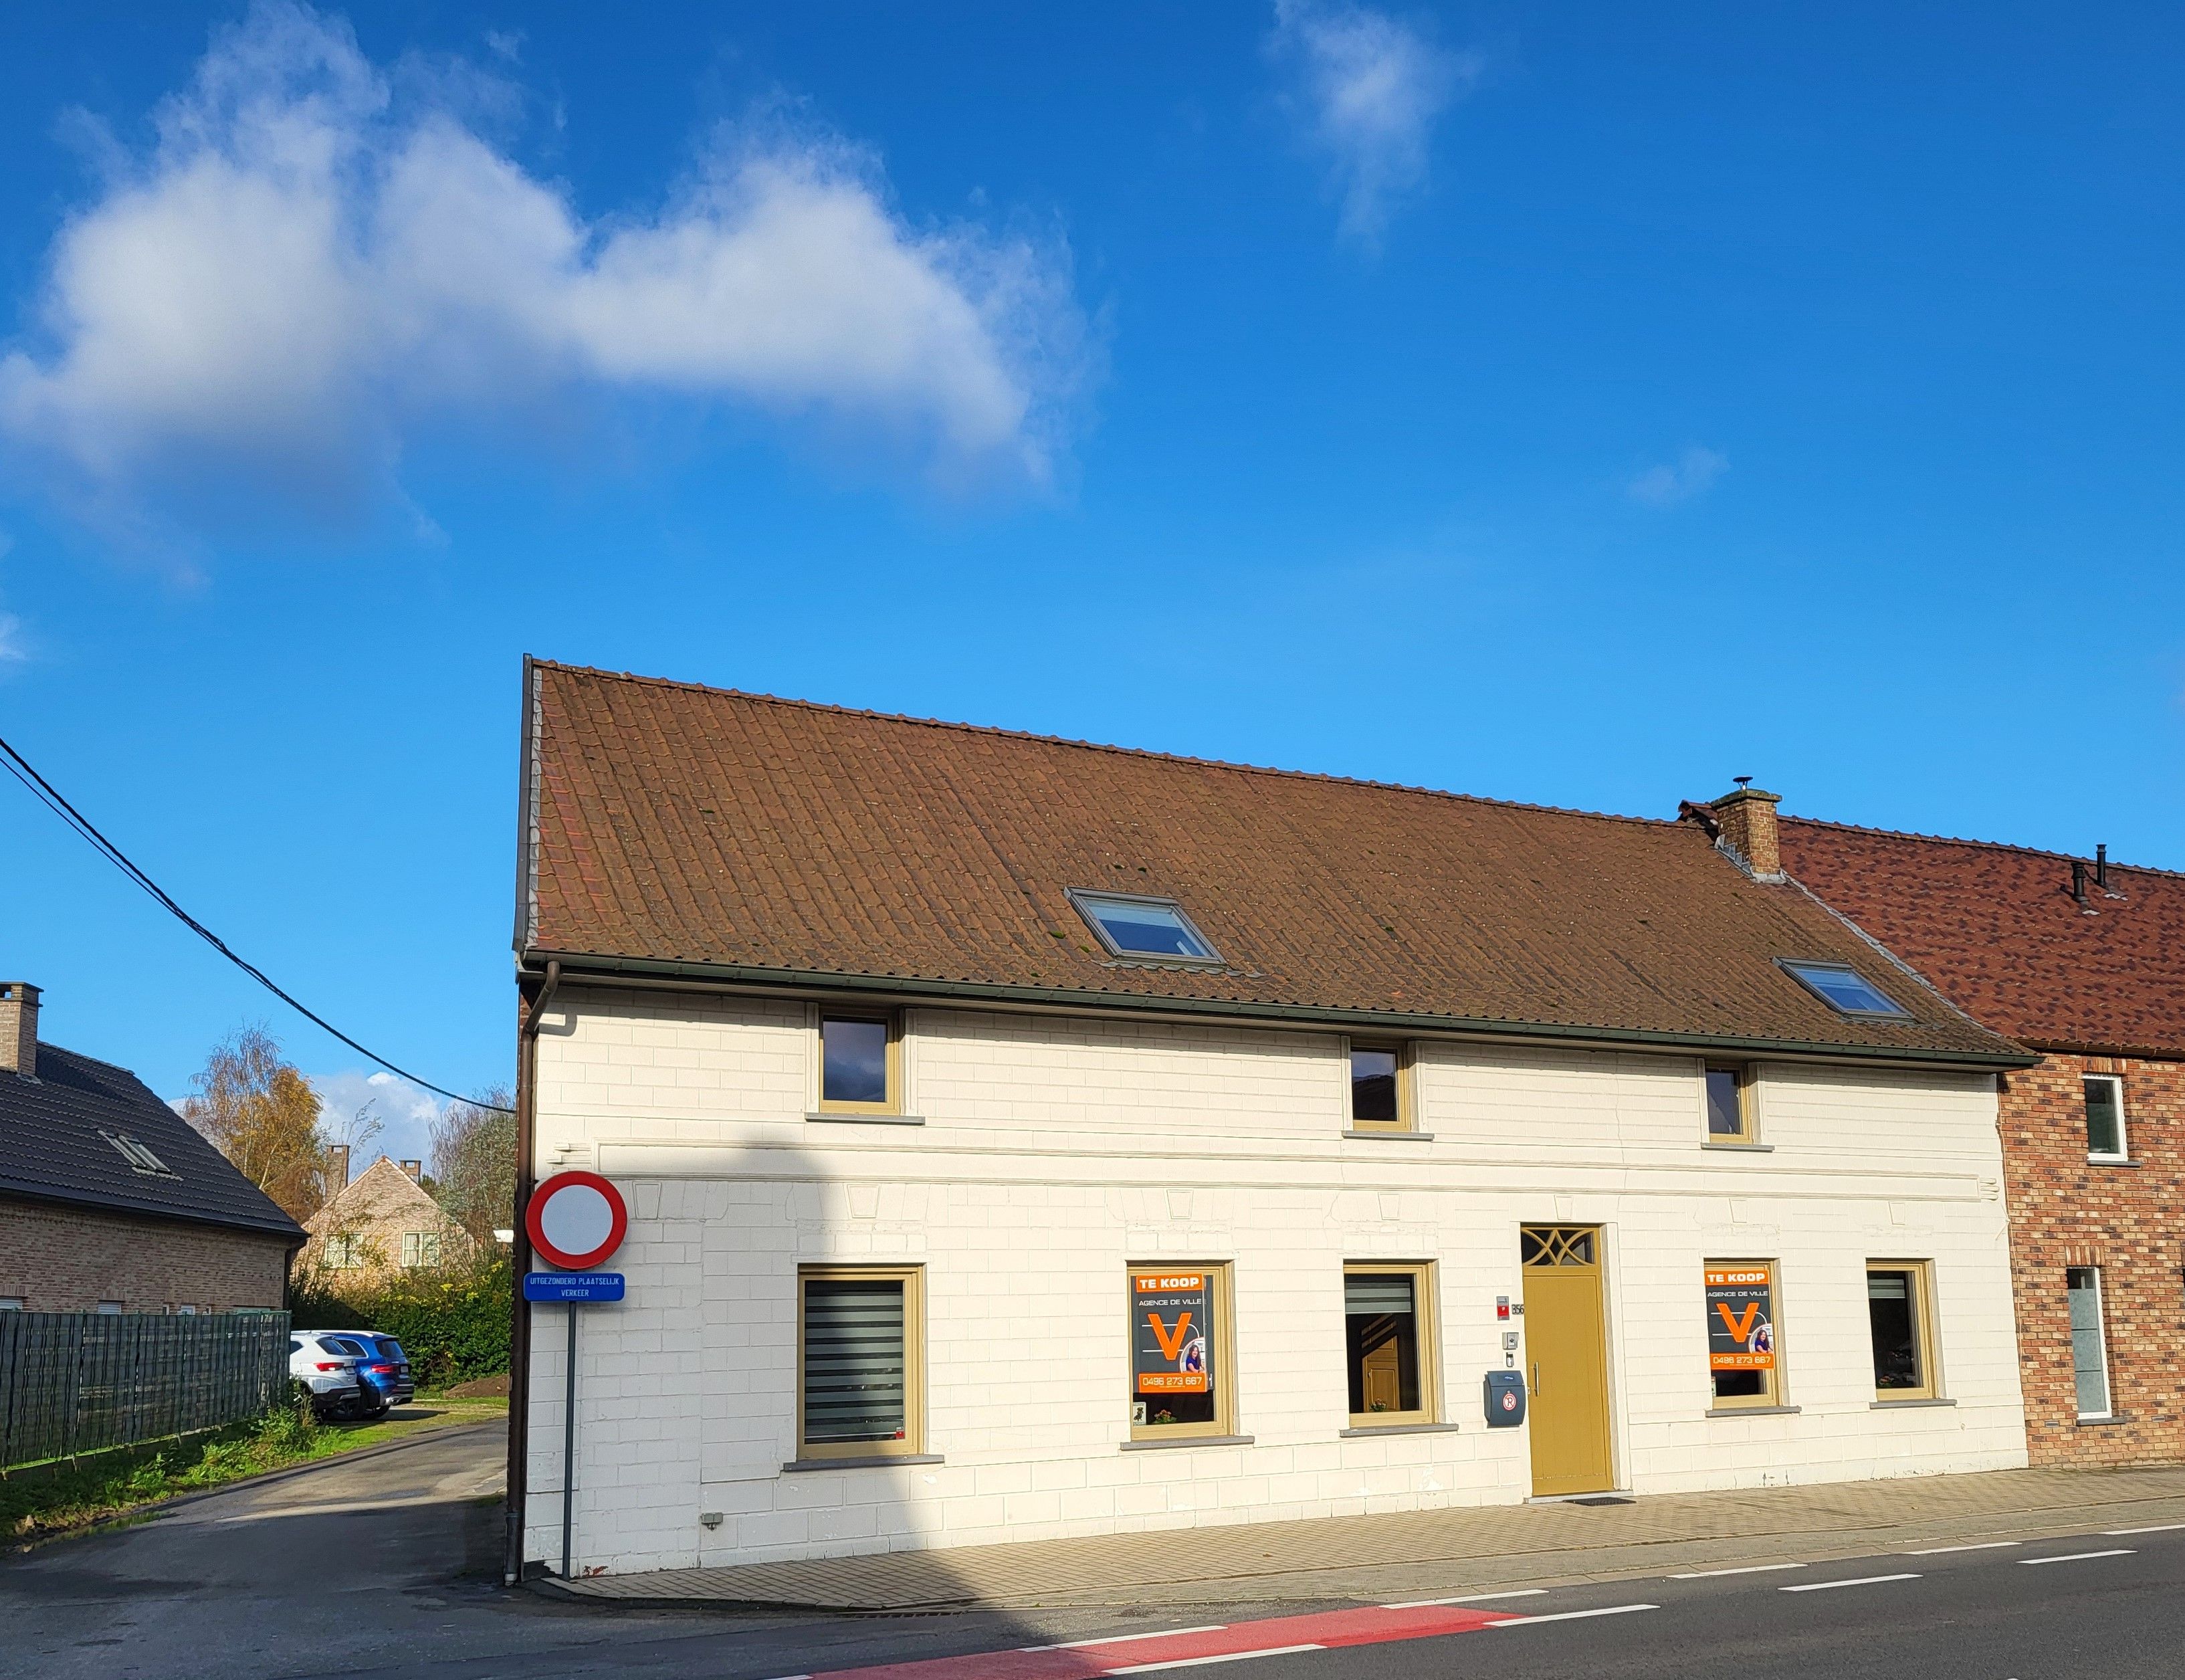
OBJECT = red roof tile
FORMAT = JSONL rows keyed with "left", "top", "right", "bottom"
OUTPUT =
{"left": 520, "top": 661, "right": 2022, "bottom": 1065}
{"left": 1780, "top": 817, "right": 2185, "bottom": 1059}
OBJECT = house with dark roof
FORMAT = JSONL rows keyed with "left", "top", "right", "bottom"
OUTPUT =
{"left": 507, "top": 661, "right": 2036, "bottom": 1580}
{"left": 0, "top": 982, "right": 304, "bottom": 1313}
{"left": 1780, "top": 815, "right": 2185, "bottom": 1469}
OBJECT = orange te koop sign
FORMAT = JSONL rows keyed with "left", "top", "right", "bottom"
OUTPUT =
{"left": 1704, "top": 1265, "right": 1776, "bottom": 1371}
{"left": 1133, "top": 1272, "right": 1211, "bottom": 1394}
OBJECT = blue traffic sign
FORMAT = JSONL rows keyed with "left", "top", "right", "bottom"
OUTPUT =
{"left": 523, "top": 1271, "right": 625, "bottom": 1302}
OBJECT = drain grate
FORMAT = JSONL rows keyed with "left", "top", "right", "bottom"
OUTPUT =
{"left": 1569, "top": 1495, "right": 1636, "bottom": 1507}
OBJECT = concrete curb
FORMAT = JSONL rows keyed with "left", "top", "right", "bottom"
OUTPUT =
{"left": 7, "top": 1415, "right": 507, "bottom": 1549}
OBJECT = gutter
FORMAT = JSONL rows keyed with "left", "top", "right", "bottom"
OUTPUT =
{"left": 518, "top": 948, "right": 2039, "bottom": 1073}
{"left": 504, "top": 957, "right": 559, "bottom": 1586}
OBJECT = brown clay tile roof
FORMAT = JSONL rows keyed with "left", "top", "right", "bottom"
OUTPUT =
{"left": 519, "top": 661, "right": 2022, "bottom": 1065}
{"left": 1780, "top": 817, "right": 2185, "bottom": 1059}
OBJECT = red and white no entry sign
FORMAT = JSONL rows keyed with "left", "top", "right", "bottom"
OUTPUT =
{"left": 525, "top": 1170, "right": 628, "bottom": 1271}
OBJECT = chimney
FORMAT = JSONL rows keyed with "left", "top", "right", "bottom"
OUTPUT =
{"left": 400, "top": 1158, "right": 422, "bottom": 1183}
{"left": 0, "top": 982, "right": 39, "bottom": 1078}
{"left": 328, "top": 1144, "right": 350, "bottom": 1192}
{"left": 2072, "top": 859, "right": 2089, "bottom": 906}
{"left": 2095, "top": 844, "right": 2109, "bottom": 889}
{"left": 1709, "top": 781, "right": 1784, "bottom": 881}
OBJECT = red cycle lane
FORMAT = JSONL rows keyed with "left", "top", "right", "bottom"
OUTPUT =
{"left": 762, "top": 1601, "right": 1530, "bottom": 1680}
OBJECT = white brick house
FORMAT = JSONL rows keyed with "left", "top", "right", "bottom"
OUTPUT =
{"left": 508, "top": 663, "right": 2033, "bottom": 1580}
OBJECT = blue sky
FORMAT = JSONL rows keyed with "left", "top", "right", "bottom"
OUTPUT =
{"left": 5, "top": 3, "right": 2184, "bottom": 1162}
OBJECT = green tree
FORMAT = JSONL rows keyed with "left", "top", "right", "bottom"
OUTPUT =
{"left": 429, "top": 1086, "right": 516, "bottom": 1245}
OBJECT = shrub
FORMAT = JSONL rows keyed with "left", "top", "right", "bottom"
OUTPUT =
{"left": 288, "top": 1255, "right": 512, "bottom": 1388}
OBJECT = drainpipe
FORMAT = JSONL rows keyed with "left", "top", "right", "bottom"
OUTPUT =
{"left": 503, "top": 958, "right": 558, "bottom": 1586}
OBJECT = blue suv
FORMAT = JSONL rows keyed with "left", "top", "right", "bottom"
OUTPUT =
{"left": 298, "top": 1329, "right": 414, "bottom": 1413}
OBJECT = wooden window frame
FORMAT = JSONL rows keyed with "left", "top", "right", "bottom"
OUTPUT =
{"left": 795, "top": 1263, "right": 926, "bottom": 1461}
{"left": 1343, "top": 1261, "right": 1441, "bottom": 1428}
{"left": 816, "top": 1009, "right": 905, "bottom": 1116}
{"left": 1702, "top": 1062, "right": 1756, "bottom": 1144}
{"left": 2083, "top": 1074, "right": 2128, "bottom": 1164}
{"left": 1127, "top": 1261, "right": 1238, "bottom": 1442}
{"left": 1703, "top": 1258, "right": 1784, "bottom": 1410}
{"left": 1866, "top": 1260, "right": 1940, "bottom": 1402}
{"left": 1345, "top": 1038, "right": 1416, "bottom": 1134}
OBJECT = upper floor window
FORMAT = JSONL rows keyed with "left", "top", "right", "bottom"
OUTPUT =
{"left": 819, "top": 1012, "right": 900, "bottom": 1112}
{"left": 1704, "top": 1064, "right": 1753, "bottom": 1142}
{"left": 1780, "top": 960, "right": 1908, "bottom": 1019}
{"left": 1067, "top": 890, "right": 1221, "bottom": 964}
{"left": 100, "top": 1130, "right": 175, "bottom": 1176}
{"left": 1348, "top": 1041, "right": 1413, "bottom": 1132}
{"left": 2083, "top": 1075, "right": 2127, "bottom": 1162}
{"left": 324, "top": 1233, "right": 362, "bottom": 1269}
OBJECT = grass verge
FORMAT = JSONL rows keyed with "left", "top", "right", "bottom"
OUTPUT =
{"left": 3, "top": 1395, "right": 506, "bottom": 1543}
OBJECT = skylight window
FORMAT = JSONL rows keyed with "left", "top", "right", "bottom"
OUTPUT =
{"left": 101, "top": 1130, "right": 175, "bottom": 1176}
{"left": 1067, "top": 889, "right": 1221, "bottom": 964}
{"left": 1780, "top": 960, "right": 1909, "bottom": 1019}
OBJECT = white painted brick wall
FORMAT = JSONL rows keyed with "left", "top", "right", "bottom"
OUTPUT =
{"left": 524, "top": 990, "right": 2027, "bottom": 1576}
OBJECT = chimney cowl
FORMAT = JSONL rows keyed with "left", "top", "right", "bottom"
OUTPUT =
{"left": 0, "top": 982, "right": 39, "bottom": 1079}
{"left": 1708, "top": 785, "right": 1784, "bottom": 882}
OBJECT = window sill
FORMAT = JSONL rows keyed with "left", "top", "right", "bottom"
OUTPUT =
{"left": 2085, "top": 1156, "right": 2140, "bottom": 1167}
{"left": 1340, "top": 1421, "right": 1461, "bottom": 1437}
{"left": 2076, "top": 1414, "right": 2131, "bottom": 1428}
{"left": 806, "top": 1112, "right": 926, "bottom": 1126}
{"left": 1701, "top": 1141, "right": 1774, "bottom": 1152}
{"left": 1705, "top": 1405, "right": 1801, "bottom": 1418}
{"left": 781, "top": 1453, "right": 944, "bottom": 1472}
{"left": 1342, "top": 1128, "right": 1434, "bottom": 1142}
{"left": 1120, "top": 1434, "right": 1255, "bottom": 1452}
{"left": 1871, "top": 1396, "right": 1955, "bottom": 1409}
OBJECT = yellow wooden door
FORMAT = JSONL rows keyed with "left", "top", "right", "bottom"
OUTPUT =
{"left": 1522, "top": 1225, "right": 1615, "bottom": 1496}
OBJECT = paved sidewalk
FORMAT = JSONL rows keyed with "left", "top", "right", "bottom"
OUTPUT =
{"left": 538, "top": 1463, "right": 2185, "bottom": 1612}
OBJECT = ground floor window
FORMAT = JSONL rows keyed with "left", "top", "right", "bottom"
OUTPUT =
{"left": 1344, "top": 1263, "right": 1437, "bottom": 1425}
{"left": 2067, "top": 1266, "right": 2112, "bottom": 1419}
{"left": 1867, "top": 1263, "right": 1939, "bottom": 1400}
{"left": 1129, "top": 1263, "right": 1235, "bottom": 1439}
{"left": 797, "top": 1265, "right": 924, "bottom": 1459}
{"left": 401, "top": 1231, "right": 443, "bottom": 1269}
{"left": 1704, "top": 1261, "right": 1780, "bottom": 1408}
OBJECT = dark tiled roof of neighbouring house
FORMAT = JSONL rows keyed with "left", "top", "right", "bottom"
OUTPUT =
{"left": 517, "top": 660, "right": 2027, "bottom": 1067}
{"left": 0, "top": 1045, "right": 306, "bottom": 1240}
{"left": 1780, "top": 817, "right": 2185, "bottom": 1059}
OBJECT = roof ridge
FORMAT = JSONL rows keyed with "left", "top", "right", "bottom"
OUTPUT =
{"left": 37, "top": 1041, "right": 146, "bottom": 1079}
{"left": 1782, "top": 813, "right": 2185, "bottom": 883}
{"left": 528, "top": 659, "right": 1689, "bottom": 833}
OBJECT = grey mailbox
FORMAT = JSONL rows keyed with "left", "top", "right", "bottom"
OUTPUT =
{"left": 1483, "top": 1368, "right": 1528, "bottom": 1427}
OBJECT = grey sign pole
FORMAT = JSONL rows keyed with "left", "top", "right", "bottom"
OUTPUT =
{"left": 561, "top": 1301, "right": 577, "bottom": 1578}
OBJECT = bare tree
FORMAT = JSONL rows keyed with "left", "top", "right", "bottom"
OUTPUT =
{"left": 429, "top": 1086, "right": 516, "bottom": 1245}
{"left": 183, "top": 1025, "right": 330, "bottom": 1221}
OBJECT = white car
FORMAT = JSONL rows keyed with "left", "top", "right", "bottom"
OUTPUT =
{"left": 288, "top": 1333, "right": 370, "bottom": 1419}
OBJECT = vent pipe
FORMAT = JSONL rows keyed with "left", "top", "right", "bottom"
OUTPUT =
{"left": 2071, "top": 860, "right": 2089, "bottom": 906}
{"left": 2095, "top": 844, "right": 2109, "bottom": 889}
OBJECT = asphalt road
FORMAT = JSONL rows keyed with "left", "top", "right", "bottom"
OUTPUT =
{"left": 3, "top": 1420, "right": 2180, "bottom": 1680}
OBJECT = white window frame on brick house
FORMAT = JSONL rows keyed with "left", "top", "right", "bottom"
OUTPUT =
{"left": 401, "top": 1231, "right": 443, "bottom": 1269}
{"left": 324, "top": 1233, "right": 362, "bottom": 1270}
{"left": 2067, "top": 1265, "right": 2113, "bottom": 1420}
{"left": 2082, "top": 1075, "right": 2128, "bottom": 1163}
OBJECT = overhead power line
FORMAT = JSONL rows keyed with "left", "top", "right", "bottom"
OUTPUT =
{"left": 0, "top": 728, "right": 509, "bottom": 1113}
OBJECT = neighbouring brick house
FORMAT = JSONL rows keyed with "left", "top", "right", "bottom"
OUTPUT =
{"left": 508, "top": 662, "right": 2037, "bottom": 1581}
{"left": 1780, "top": 817, "right": 2185, "bottom": 1467}
{"left": 298, "top": 1152, "right": 474, "bottom": 1287}
{"left": 0, "top": 982, "right": 304, "bottom": 1311}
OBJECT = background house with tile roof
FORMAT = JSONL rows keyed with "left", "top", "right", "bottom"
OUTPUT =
{"left": 506, "top": 661, "right": 2037, "bottom": 1582}
{"left": 1780, "top": 817, "right": 2185, "bottom": 1468}
{"left": 0, "top": 982, "right": 304, "bottom": 1313}
{"left": 298, "top": 1152, "right": 476, "bottom": 1291}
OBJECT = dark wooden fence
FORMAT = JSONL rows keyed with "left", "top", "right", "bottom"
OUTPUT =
{"left": 0, "top": 1311, "right": 292, "bottom": 1469}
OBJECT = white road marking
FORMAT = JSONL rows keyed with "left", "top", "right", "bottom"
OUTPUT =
{"left": 1780, "top": 1573, "right": 1921, "bottom": 1592}
{"left": 1380, "top": 1590, "right": 1548, "bottom": 1608}
{"left": 1493, "top": 1604, "right": 1658, "bottom": 1625}
{"left": 1903, "top": 1540, "right": 2020, "bottom": 1556}
{"left": 2020, "top": 1549, "right": 2134, "bottom": 1566}
{"left": 2103, "top": 1522, "right": 2185, "bottom": 1536}
{"left": 1025, "top": 1628, "right": 1227, "bottom": 1651}
{"left": 1667, "top": 1562, "right": 1806, "bottom": 1578}
{"left": 1108, "top": 1646, "right": 1322, "bottom": 1673}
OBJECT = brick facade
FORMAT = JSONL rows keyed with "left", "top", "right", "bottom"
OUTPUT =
{"left": 0, "top": 1194, "right": 294, "bottom": 1311}
{"left": 298, "top": 1156, "right": 474, "bottom": 1289}
{"left": 1998, "top": 1051, "right": 2185, "bottom": 1466}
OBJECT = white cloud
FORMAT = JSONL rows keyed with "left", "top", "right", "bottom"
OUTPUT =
{"left": 0, "top": 3, "right": 1090, "bottom": 534}
{"left": 1271, "top": 1, "right": 1474, "bottom": 245}
{"left": 308, "top": 1066, "right": 448, "bottom": 1174}
{"left": 1628, "top": 446, "right": 1728, "bottom": 508}
{"left": 0, "top": 615, "right": 23, "bottom": 663}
